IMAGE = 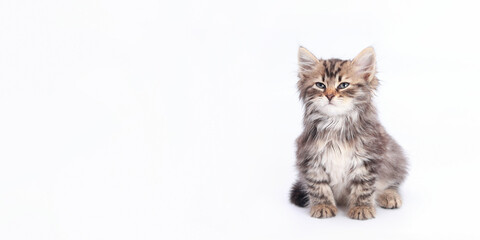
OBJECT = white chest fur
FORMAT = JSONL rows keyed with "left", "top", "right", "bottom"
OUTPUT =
{"left": 316, "top": 138, "right": 361, "bottom": 202}
{"left": 310, "top": 114, "right": 363, "bottom": 202}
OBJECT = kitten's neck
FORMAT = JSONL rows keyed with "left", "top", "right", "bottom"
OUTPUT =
{"left": 304, "top": 103, "right": 377, "bottom": 129}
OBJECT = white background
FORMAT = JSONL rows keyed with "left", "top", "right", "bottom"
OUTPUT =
{"left": 1, "top": 0, "right": 479, "bottom": 239}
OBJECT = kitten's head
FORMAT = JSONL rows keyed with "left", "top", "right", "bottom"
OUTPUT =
{"left": 297, "top": 47, "right": 378, "bottom": 117}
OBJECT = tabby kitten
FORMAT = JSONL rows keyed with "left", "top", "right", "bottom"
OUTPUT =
{"left": 290, "top": 47, "right": 408, "bottom": 220}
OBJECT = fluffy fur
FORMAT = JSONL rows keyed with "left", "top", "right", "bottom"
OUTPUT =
{"left": 290, "top": 46, "right": 408, "bottom": 220}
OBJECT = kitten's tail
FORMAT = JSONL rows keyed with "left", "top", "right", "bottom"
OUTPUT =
{"left": 289, "top": 181, "right": 309, "bottom": 207}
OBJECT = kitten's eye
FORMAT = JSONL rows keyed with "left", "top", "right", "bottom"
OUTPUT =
{"left": 315, "top": 82, "right": 326, "bottom": 89}
{"left": 337, "top": 82, "right": 350, "bottom": 89}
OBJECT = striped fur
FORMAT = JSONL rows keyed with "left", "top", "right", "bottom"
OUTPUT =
{"left": 290, "top": 47, "right": 408, "bottom": 220}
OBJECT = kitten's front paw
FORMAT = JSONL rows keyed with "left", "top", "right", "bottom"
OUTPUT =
{"left": 310, "top": 204, "right": 337, "bottom": 218}
{"left": 377, "top": 189, "right": 402, "bottom": 209}
{"left": 348, "top": 205, "right": 376, "bottom": 220}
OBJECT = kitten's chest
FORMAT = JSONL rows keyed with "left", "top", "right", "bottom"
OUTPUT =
{"left": 317, "top": 140, "right": 355, "bottom": 187}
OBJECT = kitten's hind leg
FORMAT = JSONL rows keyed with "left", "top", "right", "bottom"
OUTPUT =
{"left": 376, "top": 188, "right": 402, "bottom": 209}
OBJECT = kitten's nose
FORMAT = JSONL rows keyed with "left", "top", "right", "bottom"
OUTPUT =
{"left": 326, "top": 94, "right": 334, "bottom": 101}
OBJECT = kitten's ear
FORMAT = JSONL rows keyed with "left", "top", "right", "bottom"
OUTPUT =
{"left": 353, "top": 47, "right": 376, "bottom": 84}
{"left": 298, "top": 46, "right": 320, "bottom": 78}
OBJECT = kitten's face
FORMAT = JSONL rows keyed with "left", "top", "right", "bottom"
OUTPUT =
{"left": 297, "top": 47, "right": 378, "bottom": 117}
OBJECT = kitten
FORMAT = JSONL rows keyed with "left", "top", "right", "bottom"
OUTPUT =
{"left": 290, "top": 46, "right": 408, "bottom": 220}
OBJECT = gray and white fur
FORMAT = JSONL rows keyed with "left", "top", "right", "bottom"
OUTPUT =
{"left": 290, "top": 46, "right": 408, "bottom": 220}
